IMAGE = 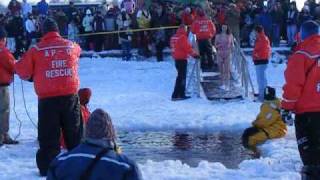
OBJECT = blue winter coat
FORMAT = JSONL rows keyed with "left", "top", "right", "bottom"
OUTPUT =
{"left": 37, "top": 0, "right": 49, "bottom": 15}
{"left": 47, "top": 142, "right": 142, "bottom": 180}
{"left": 258, "top": 12, "right": 272, "bottom": 37}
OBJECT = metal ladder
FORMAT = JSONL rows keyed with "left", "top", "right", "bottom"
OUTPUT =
{"left": 186, "top": 37, "right": 255, "bottom": 99}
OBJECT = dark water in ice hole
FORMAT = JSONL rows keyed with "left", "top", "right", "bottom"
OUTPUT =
{"left": 117, "top": 131, "right": 253, "bottom": 169}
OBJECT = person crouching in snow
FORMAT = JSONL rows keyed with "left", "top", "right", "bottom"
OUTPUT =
{"left": 47, "top": 109, "right": 142, "bottom": 180}
{"left": 60, "top": 88, "right": 92, "bottom": 149}
{"left": 170, "top": 25, "right": 199, "bottom": 101}
{"left": 78, "top": 88, "right": 92, "bottom": 125}
{"left": 242, "top": 87, "right": 287, "bottom": 154}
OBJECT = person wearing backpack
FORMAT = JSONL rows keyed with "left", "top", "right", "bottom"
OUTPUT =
{"left": 47, "top": 109, "right": 142, "bottom": 180}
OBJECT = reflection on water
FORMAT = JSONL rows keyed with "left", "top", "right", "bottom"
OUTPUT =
{"left": 118, "top": 131, "right": 253, "bottom": 168}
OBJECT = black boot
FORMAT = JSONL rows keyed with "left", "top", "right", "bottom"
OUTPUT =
{"left": 301, "top": 165, "right": 320, "bottom": 180}
{"left": 3, "top": 134, "right": 18, "bottom": 144}
{"left": 0, "top": 135, "right": 4, "bottom": 146}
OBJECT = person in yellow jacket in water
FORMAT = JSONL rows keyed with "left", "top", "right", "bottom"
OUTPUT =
{"left": 242, "top": 86, "right": 287, "bottom": 153}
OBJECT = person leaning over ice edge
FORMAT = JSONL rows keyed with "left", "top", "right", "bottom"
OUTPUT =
{"left": 15, "top": 18, "right": 82, "bottom": 176}
{"left": 242, "top": 87, "right": 287, "bottom": 156}
{"left": 281, "top": 20, "right": 320, "bottom": 180}
{"left": 47, "top": 109, "right": 142, "bottom": 180}
{"left": 0, "top": 27, "right": 18, "bottom": 146}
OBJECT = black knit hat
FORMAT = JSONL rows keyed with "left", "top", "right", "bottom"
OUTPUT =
{"left": 0, "top": 27, "right": 7, "bottom": 39}
{"left": 301, "top": 20, "right": 319, "bottom": 40}
{"left": 86, "top": 109, "right": 116, "bottom": 141}
{"left": 264, "top": 86, "right": 276, "bottom": 101}
{"left": 42, "top": 18, "right": 59, "bottom": 35}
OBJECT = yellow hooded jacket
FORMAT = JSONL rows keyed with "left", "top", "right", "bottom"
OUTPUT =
{"left": 252, "top": 98, "right": 287, "bottom": 139}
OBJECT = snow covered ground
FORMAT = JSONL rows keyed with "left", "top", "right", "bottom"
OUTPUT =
{"left": 0, "top": 55, "right": 302, "bottom": 180}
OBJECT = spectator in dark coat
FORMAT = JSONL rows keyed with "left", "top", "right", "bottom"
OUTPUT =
{"left": 258, "top": 7, "right": 272, "bottom": 41}
{"left": 104, "top": 8, "right": 118, "bottom": 50}
{"left": 151, "top": 3, "right": 167, "bottom": 62}
{"left": 93, "top": 11, "right": 105, "bottom": 52}
{"left": 47, "top": 109, "right": 142, "bottom": 180}
{"left": 67, "top": 1, "right": 78, "bottom": 22}
{"left": 8, "top": 13, "right": 24, "bottom": 58}
{"left": 298, "top": 6, "right": 313, "bottom": 28}
{"left": 54, "top": 10, "right": 68, "bottom": 36}
{"left": 270, "top": 2, "right": 283, "bottom": 47}
{"left": 8, "top": 0, "right": 21, "bottom": 15}
{"left": 286, "top": 2, "right": 299, "bottom": 46}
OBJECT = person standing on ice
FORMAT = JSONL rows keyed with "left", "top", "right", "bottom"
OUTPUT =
{"left": 191, "top": 8, "right": 216, "bottom": 70}
{"left": 252, "top": 25, "right": 271, "bottom": 102}
{"left": 47, "top": 109, "right": 142, "bottom": 180}
{"left": 215, "top": 24, "right": 234, "bottom": 91}
{"left": 0, "top": 27, "right": 19, "bottom": 146}
{"left": 170, "top": 25, "right": 199, "bottom": 101}
{"left": 15, "top": 18, "right": 82, "bottom": 176}
{"left": 281, "top": 20, "right": 320, "bottom": 180}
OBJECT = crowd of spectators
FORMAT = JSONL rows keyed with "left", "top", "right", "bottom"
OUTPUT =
{"left": 1, "top": 0, "right": 319, "bottom": 60}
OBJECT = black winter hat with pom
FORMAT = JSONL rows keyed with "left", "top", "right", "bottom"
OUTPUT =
{"left": 42, "top": 18, "right": 59, "bottom": 35}
{"left": 264, "top": 86, "right": 276, "bottom": 101}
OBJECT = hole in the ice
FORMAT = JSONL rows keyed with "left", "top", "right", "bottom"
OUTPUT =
{"left": 118, "top": 131, "right": 254, "bottom": 168}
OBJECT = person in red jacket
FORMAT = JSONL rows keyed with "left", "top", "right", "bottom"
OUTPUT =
{"left": 15, "top": 18, "right": 82, "bottom": 176}
{"left": 281, "top": 20, "right": 320, "bottom": 179}
{"left": 78, "top": 88, "right": 91, "bottom": 124}
{"left": 191, "top": 9, "right": 216, "bottom": 70}
{"left": 0, "top": 27, "right": 18, "bottom": 146}
{"left": 252, "top": 25, "right": 271, "bottom": 102}
{"left": 60, "top": 88, "right": 92, "bottom": 149}
{"left": 170, "top": 25, "right": 198, "bottom": 101}
{"left": 181, "top": 7, "right": 194, "bottom": 26}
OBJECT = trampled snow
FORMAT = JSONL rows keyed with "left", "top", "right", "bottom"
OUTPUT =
{"left": 0, "top": 55, "right": 301, "bottom": 179}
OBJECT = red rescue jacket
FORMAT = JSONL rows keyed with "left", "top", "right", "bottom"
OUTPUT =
{"left": 15, "top": 32, "right": 81, "bottom": 99}
{"left": 191, "top": 16, "right": 216, "bottom": 40}
{"left": 282, "top": 35, "right": 320, "bottom": 114}
{"left": 253, "top": 32, "right": 271, "bottom": 63}
{"left": 0, "top": 42, "right": 15, "bottom": 86}
{"left": 181, "top": 11, "right": 194, "bottom": 26}
{"left": 170, "top": 27, "right": 197, "bottom": 60}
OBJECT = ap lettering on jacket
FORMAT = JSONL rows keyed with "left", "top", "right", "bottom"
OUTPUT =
{"left": 317, "top": 83, "right": 320, "bottom": 93}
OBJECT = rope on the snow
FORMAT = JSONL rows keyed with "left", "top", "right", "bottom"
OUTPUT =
{"left": 12, "top": 77, "right": 22, "bottom": 141}
{"left": 20, "top": 80, "right": 38, "bottom": 129}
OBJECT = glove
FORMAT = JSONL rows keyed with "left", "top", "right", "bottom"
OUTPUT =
{"left": 280, "top": 109, "right": 294, "bottom": 126}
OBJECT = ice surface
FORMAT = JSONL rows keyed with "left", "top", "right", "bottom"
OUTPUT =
{"left": 0, "top": 56, "right": 301, "bottom": 179}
